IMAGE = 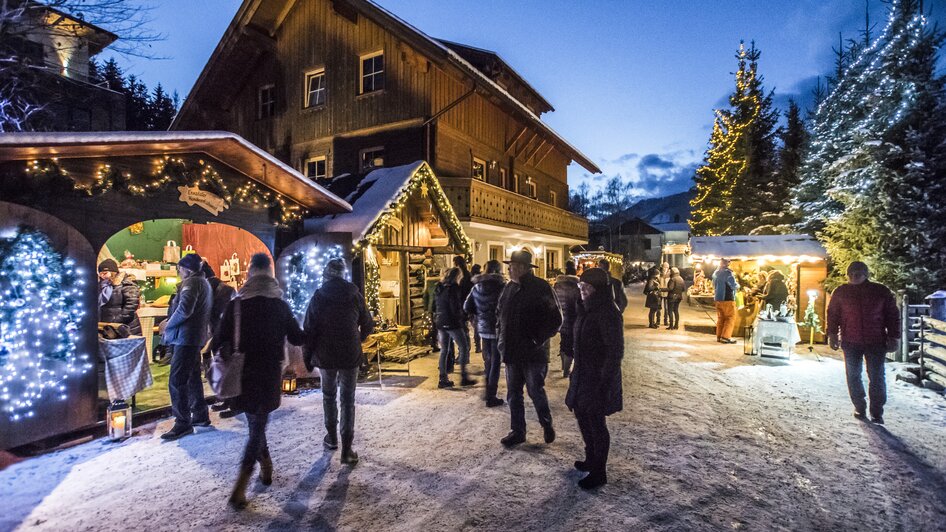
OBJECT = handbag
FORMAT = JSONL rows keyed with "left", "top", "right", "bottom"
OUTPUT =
{"left": 220, "top": 261, "right": 232, "bottom": 282}
{"left": 228, "top": 253, "right": 241, "bottom": 276}
{"left": 163, "top": 240, "right": 181, "bottom": 263}
{"left": 206, "top": 298, "right": 244, "bottom": 399}
{"left": 181, "top": 245, "right": 196, "bottom": 258}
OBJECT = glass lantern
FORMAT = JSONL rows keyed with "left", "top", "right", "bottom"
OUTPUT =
{"left": 281, "top": 374, "right": 298, "bottom": 395}
{"left": 743, "top": 325, "right": 755, "bottom": 356}
{"left": 107, "top": 400, "right": 132, "bottom": 441}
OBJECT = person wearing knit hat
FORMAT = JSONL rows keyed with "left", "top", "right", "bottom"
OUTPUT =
{"left": 566, "top": 265, "right": 624, "bottom": 490}
{"left": 160, "top": 250, "right": 213, "bottom": 441}
{"left": 97, "top": 258, "right": 142, "bottom": 335}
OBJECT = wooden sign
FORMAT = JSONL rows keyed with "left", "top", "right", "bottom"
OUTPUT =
{"left": 177, "top": 185, "right": 228, "bottom": 216}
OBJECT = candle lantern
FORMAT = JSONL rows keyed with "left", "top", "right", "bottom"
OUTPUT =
{"left": 281, "top": 374, "right": 298, "bottom": 395}
{"left": 107, "top": 399, "right": 132, "bottom": 441}
{"left": 743, "top": 325, "right": 755, "bottom": 356}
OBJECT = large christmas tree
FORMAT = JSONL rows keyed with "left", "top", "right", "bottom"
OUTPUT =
{"left": 691, "top": 41, "right": 780, "bottom": 236}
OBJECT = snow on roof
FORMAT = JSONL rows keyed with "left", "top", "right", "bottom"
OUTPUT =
{"left": 653, "top": 222, "right": 691, "bottom": 233}
{"left": 306, "top": 161, "right": 426, "bottom": 242}
{"left": 690, "top": 235, "right": 827, "bottom": 261}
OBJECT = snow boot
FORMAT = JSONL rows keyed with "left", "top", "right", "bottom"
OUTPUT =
{"left": 258, "top": 451, "right": 273, "bottom": 486}
{"left": 543, "top": 424, "right": 556, "bottom": 444}
{"left": 574, "top": 460, "right": 590, "bottom": 472}
{"left": 228, "top": 465, "right": 254, "bottom": 510}
{"left": 324, "top": 432, "right": 339, "bottom": 450}
{"left": 485, "top": 397, "right": 504, "bottom": 408}
{"left": 578, "top": 471, "right": 607, "bottom": 490}
{"left": 341, "top": 439, "right": 359, "bottom": 466}
{"left": 500, "top": 432, "right": 526, "bottom": 447}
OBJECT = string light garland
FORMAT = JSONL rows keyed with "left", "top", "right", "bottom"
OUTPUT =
{"left": 282, "top": 244, "right": 348, "bottom": 319}
{"left": 24, "top": 156, "right": 305, "bottom": 226}
{"left": 0, "top": 226, "right": 90, "bottom": 422}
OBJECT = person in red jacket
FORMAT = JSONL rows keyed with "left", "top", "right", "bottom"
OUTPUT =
{"left": 826, "top": 261, "right": 900, "bottom": 424}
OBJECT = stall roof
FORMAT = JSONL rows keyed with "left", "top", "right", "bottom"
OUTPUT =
{"left": 690, "top": 235, "right": 827, "bottom": 262}
{"left": 0, "top": 131, "right": 351, "bottom": 214}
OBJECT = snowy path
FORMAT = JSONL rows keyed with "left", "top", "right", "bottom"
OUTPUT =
{"left": 3, "top": 294, "right": 946, "bottom": 531}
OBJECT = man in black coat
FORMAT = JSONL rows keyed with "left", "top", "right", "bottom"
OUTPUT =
{"left": 567, "top": 267, "right": 624, "bottom": 490}
{"left": 97, "top": 259, "right": 142, "bottom": 335}
{"left": 597, "top": 258, "right": 628, "bottom": 313}
{"left": 464, "top": 260, "right": 506, "bottom": 406}
{"left": 497, "top": 250, "right": 563, "bottom": 447}
{"left": 553, "top": 260, "right": 581, "bottom": 378}
{"left": 303, "top": 258, "right": 374, "bottom": 465}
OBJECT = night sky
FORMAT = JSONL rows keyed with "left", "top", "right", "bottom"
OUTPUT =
{"left": 101, "top": 0, "right": 946, "bottom": 201}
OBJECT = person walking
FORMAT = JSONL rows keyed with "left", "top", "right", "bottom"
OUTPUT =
{"left": 435, "top": 267, "right": 475, "bottom": 388}
{"left": 97, "top": 258, "right": 142, "bottom": 335}
{"left": 469, "top": 263, "right": 483, "bottom": 353}
{"left": 464, "top": 260, "right": 506, "bottom": 407}
{"left": 644, "top": 270, "right": 661, "bottom": 329}
{"left": 553, "top": 260, "right": 581, "bottom": 377}
{"left": 160, "top": 253, "right": 213, "bottom": 440}
{"left": 212, "top": 253, "right": 305, "bottom": 509}
{"left": 712, "top": 258, "right": 739, "bottom": 344}
{"left": 567, "top": 267, "right": 623, "bottom": 490}
{"left": 666, "top": 267, "right": 685, "bottom": 330}
{"left": 497, "top": 250, "right": 562, "bottom": 447}
{"left": 597, "top": 258, "right": 627, "bottom": 313}
{"left": 659, "top": 262, "right": 671, "bottom": 326}
{"left": 826, "top": 261, "right": 900, "bottom": 424}
{"left": 303, "top": 258, "right": 374, "bottom": 464}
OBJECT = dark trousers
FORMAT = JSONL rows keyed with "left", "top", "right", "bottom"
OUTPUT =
{"left": 648, "top": 308, "right": 660, "bottom": 327}
{"left": 506, "top": 361, "right": 552, "bottom": 435}
{"left": 320, "top": 367, "right": 358, "bottom": 445}
{"left": 169, "top": 344, "right": 209, "bottom": 428}
{"left": 667, "top": 300, "right": 681, "bottom": 328}
{"left": 439, "top": 327, "right": 470, "bottom": 380}
{"left": 575, "top": 409, "right": 610, "bottom": 475}
{"left": 842, "top": 345, "right": 887, "bottom": 417}
{"left": 473, "top": 323, "right": 481, "bottom": 353}
{"left": 559, "top": 330, "right": 575, "bottom": 375}
{"left": 662, "top": 297, "right": 670, "bottom": 325}
{"left": 242, "top": 412, "right": 270, "bottom": 468}
{"left": 482, "top": 337, "right": 501, "bottom": 399}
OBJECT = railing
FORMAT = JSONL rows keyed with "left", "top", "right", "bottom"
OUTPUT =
{"left": 914, "top": 314, "right": 946, "bottom": 389}
{"left": 439, "top": 177, "right": 588, "bottom": 241}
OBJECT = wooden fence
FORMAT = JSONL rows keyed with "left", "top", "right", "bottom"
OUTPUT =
{"left": 914, "top": 314, "right": 946, "bottom": 389}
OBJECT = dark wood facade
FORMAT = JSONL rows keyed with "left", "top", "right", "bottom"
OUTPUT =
{"left": 174, "top": 0, "right": 598, "bottom": 242}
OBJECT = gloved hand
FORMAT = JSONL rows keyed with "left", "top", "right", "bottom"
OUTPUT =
{"left": 828, "top": 334, "right": 839, "bottom": 351}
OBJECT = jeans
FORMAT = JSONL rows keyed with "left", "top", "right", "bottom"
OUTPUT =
{"left": 242, "top": 412, "right": 270, "bottom": 468}
{"left": 169, "top": 344, "right": 209, "bottom": 427}
{"left": 715, "top": 301, "right": 736, "bottom": 339}
{"left": 559, "top": 329, "right": 574, "bottom": 375}
{"left": 320, "top": 367, "right": 358, "bottom": 445}
{"left": 439, "top": 328, "right": 470, "bottom": 380}
{"left": 842, "top": 345, "right": 887, "bottom": 417}
{"left": 667, "top": 300, "right": 681, "bottom": 328}
{"left": 506, "top": 361, "right": 552, "bottom": 435}
{"left": 648, "top": 308, "right": 660, "bottom": 327}
{"left": 575, "top": 409, "right": 610, "bottom": 475}
{"left": 482, "top": 338, "right": 501, "bottom": 399}
{"left": 662, "top": 297, "right": 670, "bottom": 325}
{"left": 473, "top": 322, "right": 481, "bottom": 353}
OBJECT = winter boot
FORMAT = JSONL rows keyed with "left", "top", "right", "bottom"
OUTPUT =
{"left": 324, "top": 432, "right": 339, "bottom": 450}
{"left": 228, "top": 465, "right": 254, "bottom": 510}
{"left": 341, "top": 437, "right": 359, "bottom": 466}
{"left": 578, "top": 471, "right": 607, "bottom": 490}
{"left": 258, "top": 451, "right": 273, "bottom": 486}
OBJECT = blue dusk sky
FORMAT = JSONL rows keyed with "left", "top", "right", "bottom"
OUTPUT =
{"left": 102, "top": 0, "right": 946, "bottom": 201}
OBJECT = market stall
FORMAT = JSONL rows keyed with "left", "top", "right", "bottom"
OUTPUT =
{"left": 687, "top": 235, "right": 828, "bottom": 347}
{"left": 572, "top": 250, "right": 625, "bottom": 282}
{"left": 0, "top": 131, "right": 350, "bottom": 450}
{"left": 306, "top": 161, "right": 472, "bottom": 345}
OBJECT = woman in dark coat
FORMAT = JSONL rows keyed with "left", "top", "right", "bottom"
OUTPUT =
{"left": 644, "top": 270, "right": 661, "bottom": 328}
{"left": 761, "top": 270, "right": 789, "bottom": 309}
{"left": 434, "top": 267, "right": 473, "bottom": 388}
{"left": 566, "top": 268, "right": 624, "bottom": 490}
{"left": 211, "top": 253, "right": 304, "bottom": 510}
{"left": 97, "top": 259, "right": 142, "bottom": 334}
{"left": 666, "top": 267, "right": 686, "bottom": 330}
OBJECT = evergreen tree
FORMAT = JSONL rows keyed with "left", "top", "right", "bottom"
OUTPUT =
{"left": 124, "top": 75, "right": 150, "bottom": 130}
{"left": 148, "top": 84, "right": 177, "bottom": 130}
{"left": 691, "top": 41, "right": 780, "bottom": 236}
{"left": 97, "top": 58, "right": 126, "bottom": 93}
{"left": 762, "top": 99, "right": 808, "bottom": 231}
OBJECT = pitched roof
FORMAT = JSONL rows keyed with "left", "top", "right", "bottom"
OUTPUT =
{"left": 0, "top": 131, "right": 351, "bottom": 213}
{"left": 173, "top": 0, "right": 600, "bottom": 174}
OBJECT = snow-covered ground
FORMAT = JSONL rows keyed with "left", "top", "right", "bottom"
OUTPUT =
{"left": 3, "top": 291, "right": 946, "bottom": 531}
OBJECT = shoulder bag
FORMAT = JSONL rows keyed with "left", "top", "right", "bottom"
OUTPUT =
{"left": 207, "top": 297, "right": 244, "bottom": 399}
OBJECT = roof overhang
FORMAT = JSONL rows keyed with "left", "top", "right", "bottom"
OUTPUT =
{"left": 0, "top": 131, "right": 351, "bottom": 214}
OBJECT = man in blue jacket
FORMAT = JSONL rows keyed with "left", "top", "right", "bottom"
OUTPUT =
{"left": 160, "top": 253, "right": 213, "bottom": 440}
{"left": 712, "top": 258, "right": 739, "bottom": 344}
{"left": 464, "top": 260, "right": 506, "bottom": 407}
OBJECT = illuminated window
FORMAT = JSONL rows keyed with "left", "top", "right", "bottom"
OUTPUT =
{"left": 304, "top": 69, "right": 326, "bottom": 108}
{"left": 549, "top": 190, "right": 558, "bottom": 207}
{"left": 304, "top": 156, "right": 327, "bottom": 180}
{"left": 500, "top": 168, "right": 508, "bottom": 189}
{"left": 360, "top": 51, "right": 384, "bottom": 94}
{"left": 360, "top": 146, "right": 385, "bottom": 171}
{"left": 513, "top": 173, "right": 520, "bottom": 193}
{"left": 258, "top": 84, "right": 276, "bottom": 119}
{"left": 472, "top": 157, "right": 487, "bottom": 181}
{"left": 525, "top": 176, "right": 537, "bottom": 198}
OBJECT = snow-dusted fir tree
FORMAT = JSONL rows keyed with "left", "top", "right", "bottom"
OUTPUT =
{"left": 757, "top": 99, "right": 809, "bottom": 234}
{"left": 691, "top": 41, "right": 780, "bottom": 236}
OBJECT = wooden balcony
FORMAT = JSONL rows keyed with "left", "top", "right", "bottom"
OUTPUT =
{"left": 439, "top": 177, "right": 589, "bottom": 241}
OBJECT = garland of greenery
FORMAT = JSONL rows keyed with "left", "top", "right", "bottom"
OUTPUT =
{"left": 24, "top": 157, "right": 304, "bottom": 226}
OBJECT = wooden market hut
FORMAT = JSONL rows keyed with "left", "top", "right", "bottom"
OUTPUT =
{"left": 306, "top": 160, "right": 472, "bottom": 337}
{"left": 0, "top": 131, "right": 351, "bottom": 450}
{"left": 688, "top": 234, "right": 828, "bottom": 341}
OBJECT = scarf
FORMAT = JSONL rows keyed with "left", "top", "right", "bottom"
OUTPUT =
{"left": 239, "top": 274, "right": 283, "bottom": 300}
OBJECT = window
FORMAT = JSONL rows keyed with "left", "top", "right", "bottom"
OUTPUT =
{"left": 472, "top": 157, "right": 487, "bottom": 181}
{"left": 549, "top": 190, "right": 558, "bottom": 207}
{"left": 500, "top": 168, "right": 508, "bottom": 189}
{"left": 360, "top": 146, "right": 385, "bottom": 171}
{"left": 513, "top": 173, "right": 520, "bottom": 193}
{"left": 525, "top": 176, "right": 537, "bottom": 198}
{"left": 258, "top": 84, "right": 276, "bottom": 119}
{"left": 546, "top": 250, "right": 559, "bottom": 272}
{"left": 304, "top": 69, "right": 326, "bottom": 108}
{"left": 489, "top": 244, "right": 504, "bottom": 262}
{"left": 360, "top": 51, "right": 384, "bottom": 94}
{"left": 304, "top": 156, "right": 327, "bottom": 181}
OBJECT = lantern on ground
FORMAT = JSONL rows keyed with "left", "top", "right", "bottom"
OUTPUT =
{"left": 281, "top": 373, "right": 298, "bottom": 395}
{"left": 107, "top": 400, "right": 132, "bottom": 441}
{"left": 743, "top": 325, "right": 755, "bottom": 356}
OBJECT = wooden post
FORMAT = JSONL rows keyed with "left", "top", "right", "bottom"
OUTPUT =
{"left": 899, "top": 290, "right": 908, "bottom": 363}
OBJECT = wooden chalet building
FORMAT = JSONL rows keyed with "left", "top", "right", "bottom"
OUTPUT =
{"left": 173, "top": 0, "right": 600, "bottom": 275}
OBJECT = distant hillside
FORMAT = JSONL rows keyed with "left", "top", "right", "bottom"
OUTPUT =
{"left": 610, "top": 190, "right": 694, "bottom": 225}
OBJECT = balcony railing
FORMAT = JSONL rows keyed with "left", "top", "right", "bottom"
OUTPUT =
{"left": 439, "top": 177, "right": 588, "bottom": 241}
